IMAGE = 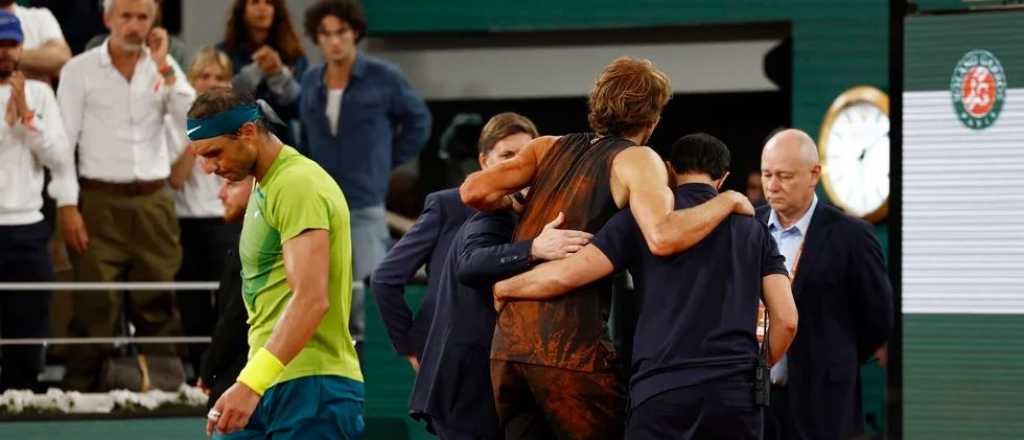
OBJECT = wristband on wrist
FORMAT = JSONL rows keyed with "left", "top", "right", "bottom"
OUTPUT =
{"left": 158, "top": 63, "right": 174, "bottom": 78}
{"left": 236, "top": 347, "right": 285, "bottom": 396}
{"left": 19, "top": 111, "right": 37, "bottom": 131}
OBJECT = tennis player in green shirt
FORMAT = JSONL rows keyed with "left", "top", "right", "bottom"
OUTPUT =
{"left": 188, "top": 88, "right": 363, "bottom": 439}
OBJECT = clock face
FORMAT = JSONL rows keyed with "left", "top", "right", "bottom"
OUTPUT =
{"left": 821, "top": 99, "right": 890, "bottom": 220}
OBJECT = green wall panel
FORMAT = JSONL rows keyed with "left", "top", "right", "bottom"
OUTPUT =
{"left": 906, "top": 11, "right": 1024, "bottom": 92}
{"left": 915, "top": 0, "right": 1008, "bottom": 12}
{"left": 363, "top": 286, "right": 433, "bottom": 439}
{"left": 904, "top": 314, "right": 1024, "bottom": 438}
{"left": 363, "top": 0, "right": 889, "bottom": 143}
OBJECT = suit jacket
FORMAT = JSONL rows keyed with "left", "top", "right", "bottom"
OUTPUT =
{"left": 757, "top": 202, "right": 893, "bottom": 439}
{"left": 372, "top": 188, "right": 475, "bottom": 357}
{"left": 410, "top": 210, "right": 534, "bottom": 437}
{"left": 199, "top": 248, "right": 248, "bottom": 409}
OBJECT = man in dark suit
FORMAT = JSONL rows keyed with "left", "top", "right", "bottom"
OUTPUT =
{"left": 410, "top": 202, "right": 590, "bottom": 440}
{"left": 758, "top": 129, "right": 893, "bottom": 440}
{"left": 372, "top": 113, "right": 543, "bottom": 370}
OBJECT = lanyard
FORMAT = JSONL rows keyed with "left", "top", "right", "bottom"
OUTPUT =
{"left": 759, "top": 233, "right": 806, "bottom": 344}
{"left": 789, "top": 243, "right": 804, "bottom": 281}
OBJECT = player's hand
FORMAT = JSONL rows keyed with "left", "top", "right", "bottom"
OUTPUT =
{"left": 4, "top": 90, "right": 17, "bottom": 127}
{"left": 147, "top": 27, "right": 170, "bottom": 67}
{"left": 875, "top": 345, "right": 888, "bottom": 369}
{"left": 530, "top": 212, "right": 593, "bottom": 261}
{"left": 253, "top": 46, "right": 284, "bottom": 76}
{"left": 59, "top": 206, "right": 90, "bottom": 255}
{"left": 196, "top": 377, "right": 210, "bottom": 396}
{"left": 206, "top": 382, "right": 260, "bottom": 436}
{"left": 494, "top": 295, "right": 507, "bottom": 313}
{"left": 725, "top": 190, "right": 755, "bottom": 216}
{"left": 406, "top": 356, "right": 420, "bottom": 372}
{"left": 509, "top": 192, "right": 527, "bottom": 214}
{"left": 8, "top": 71, "right": 29, "bottom": 119}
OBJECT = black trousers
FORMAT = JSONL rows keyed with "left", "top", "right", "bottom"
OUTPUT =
{"left": 175, "top": 217, "right": 239, "bottom": 374}
{"left": 432, "top": 418, "right": 501, "bottom": 440}
{"left": 626, "top": 377, "right": 763, "bottom": 440}
{"left": 764, "top": 385, "right": 799, "bottom": 440}
{"left": 0, "top": 221, "right": 54, "bottom": 392}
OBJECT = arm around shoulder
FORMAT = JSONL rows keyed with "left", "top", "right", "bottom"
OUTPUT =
{"left": 494, "top": 244, "right": 615, "bottom": 302}
{"left": 460, "top": 135, "right": 556, "bottom": 211}
{"left": 616, "top": 146, "right": 752, "bottom": 256}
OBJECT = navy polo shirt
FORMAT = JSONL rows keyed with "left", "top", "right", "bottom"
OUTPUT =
{"left": 592, "top": 183, "right": 788, "bottom": 408}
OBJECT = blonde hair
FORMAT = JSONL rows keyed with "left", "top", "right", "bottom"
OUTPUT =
{"left": 587, "top": 57, "right": 672, "bottom": 138}
{"left": 187, "top": 47, "right": 234, "bottom": 88}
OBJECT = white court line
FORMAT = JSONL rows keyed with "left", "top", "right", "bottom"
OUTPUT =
{"left": 0, "top": 336, "right": 212, "bottom": 346}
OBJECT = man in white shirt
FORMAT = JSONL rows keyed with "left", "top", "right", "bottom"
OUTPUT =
{"left": 0, "top": 11, "right": 74, "bottom": 392}
{"left": 56, "top": 0, "right": 196, "bottom": 391}
{"left": 0, "top": 0, "right": 70, "bottom": 81}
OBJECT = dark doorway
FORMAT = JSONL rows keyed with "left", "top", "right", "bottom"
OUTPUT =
{"left": 406, "top": 90, "right": 788, "bottom": 214}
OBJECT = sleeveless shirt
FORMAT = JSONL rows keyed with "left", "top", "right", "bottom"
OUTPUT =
{"left": 490, "top": 133, "right": 635, "bottom": 371}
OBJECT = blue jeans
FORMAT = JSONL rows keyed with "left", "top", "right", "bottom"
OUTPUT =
{"left": 348, "top": 205, "right": 389, "bottom": 343}
{"left": 215, "top": 375, "right": 365, "bottom": 439}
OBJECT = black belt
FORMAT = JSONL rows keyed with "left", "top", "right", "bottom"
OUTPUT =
{"left": 80, "top": 178, "right": 166, "bottom": 196}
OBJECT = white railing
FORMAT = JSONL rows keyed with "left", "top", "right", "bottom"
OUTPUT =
{"left": 0, "top": 281, "right": 365, "bottom": 346}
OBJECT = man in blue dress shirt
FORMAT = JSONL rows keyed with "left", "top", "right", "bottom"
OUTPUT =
{"left": 758, "top": 129, "right": 893, "bottom": 440}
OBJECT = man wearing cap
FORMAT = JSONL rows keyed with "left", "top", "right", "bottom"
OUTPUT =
{"left": 190, "top": 88, "right": 363, "bottom": 439}
{"left": 0, "top": 0, "right": 71, "bottom": 81}
{"left": 0, "top": 11, "right": 74, "bottom": 392}
{"left": 56, "top": 0, "right": 195, "bottom": 391}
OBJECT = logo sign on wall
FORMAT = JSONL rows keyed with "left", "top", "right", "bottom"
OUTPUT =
{"left": 950, "top": 49, "right": 1007, "bottom": 130}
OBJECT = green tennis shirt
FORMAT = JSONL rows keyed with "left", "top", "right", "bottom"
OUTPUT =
{"left": 238, "top": 145, "right": 363, "bottom": 385}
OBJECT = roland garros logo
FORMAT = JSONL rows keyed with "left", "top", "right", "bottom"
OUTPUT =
{"left": 951, "top": 49, "right": 1007, "bottom": 130}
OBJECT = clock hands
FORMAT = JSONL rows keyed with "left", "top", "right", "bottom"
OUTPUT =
{"left": 858, "top": 131, "right": 889, "bottom": 162}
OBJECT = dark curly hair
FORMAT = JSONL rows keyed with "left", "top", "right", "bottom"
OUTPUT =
{"left": 304, "top": 0, "right": 368, "bottom": 43}
{"left": 587, "top": 57, "right": 672, "bottom": 138}
{"left": 222, "top": 0, "right": 305, "bottom": 65}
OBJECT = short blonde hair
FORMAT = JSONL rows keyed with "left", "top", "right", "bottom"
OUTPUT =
{"left": 587, "top": 57, "right": 672, "bottom": 138}
{"left": 187, "top": 46, "right": 234, "bottom": 88}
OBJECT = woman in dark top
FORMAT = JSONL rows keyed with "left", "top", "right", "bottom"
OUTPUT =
{"left": 217, "top": 0, "right": 306, "bottom": 145}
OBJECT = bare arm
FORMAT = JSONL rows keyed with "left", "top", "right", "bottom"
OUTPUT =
{"left": 614, "top": 146, "right": 752, "bottom": 256}
{"left": 762, "top": 273, "right": 798, "bottom": 365}
{"left": 459, "top": 136, "right": 557, "bottom": 211}
{"left": 494, "top": 244, "right": 614, "bottom": 302}
{"left": 263, "top": 229, "right": 331, "bottom": 365}
{"left": 20, "top": 39, "right": 71, "bottom": 80}
{"left": 168, "top": 151, "right": 195, "bottom": 190}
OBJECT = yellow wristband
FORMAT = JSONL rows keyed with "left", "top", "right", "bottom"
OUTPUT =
{"left": 237, "top": 347, "right": 285, "bottom": 396}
